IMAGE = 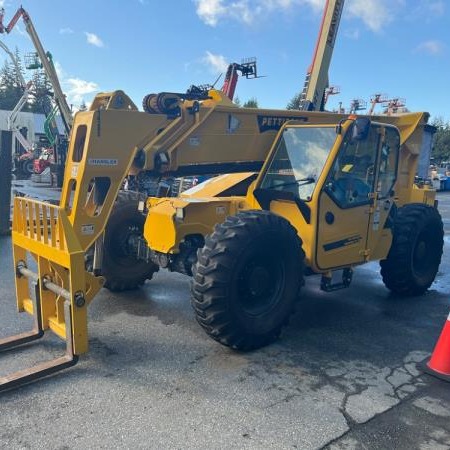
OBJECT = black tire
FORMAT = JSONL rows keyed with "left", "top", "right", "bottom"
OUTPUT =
{"left": 102, "top": 191, "right": 158, "bottom": 292}
{"left": 22, "top": 159, "right": 34, "bottom": 176}
{"left": 380, "top": 203, "right": 443, "bottom": 296}
{"left": 191, "top": 210, "right": 304, "bottom": 351}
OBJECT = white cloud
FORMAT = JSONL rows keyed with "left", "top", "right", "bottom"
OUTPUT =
{"left": 13, "top": 24, "right": 27, "bottom": 37}
{"left": 59, "top": 27, "right": 74, "bottom": 34}
{"left": 65, "top": 78, "right": 99, "bottom": 104}
{"left": 54, "top": 61, "right": 100, "bottom": 107}
{"left": 194, "top": 0, "right": 326, "bottom": 27}
{"left": 346, "top": 0, "right": 393, "bottom": 32}
{"left": 301, "top": 0, "right": 324, "bottom": 11}
{"left": 202, "top": 51, "right": 229, "bottom": 73}
{"left": 64, "top": 78, "right": 99, "bottom": 110}
{"left": 405, "top": 0, "right": 445, "bottom": 21}
{"left": 194, "top": 0, "right": 407, "bottom": 32}
{"left": 429, "top": 1, "right": 445, "bottom": 15}
{"left": 415, "top": 40, "right": 444, "bottom": 55}
{"left": 54, "top": 61, "right": 65, "bottom": 79}
{"left": 344, "top": 28, "right": 360, "bottom": 40}
{"left": 84, "top": 32, "right": 104, "bottom": 48}
{"left": 194, "top": 0, "right": 226, "bottom": 26}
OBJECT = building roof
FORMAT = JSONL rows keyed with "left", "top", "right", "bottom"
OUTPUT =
{"left": 0, "top": 109, "right": 66, "bottom": 138}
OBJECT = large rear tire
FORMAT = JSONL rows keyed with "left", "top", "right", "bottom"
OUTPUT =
{"left": 380, "top": 203, "right": 443, "bottom": 296}
{"left": 102, "top": 191, "right": 158, "bottom": 292}
{"left": 191, "top": 210, "right": 304, "bottom": 351}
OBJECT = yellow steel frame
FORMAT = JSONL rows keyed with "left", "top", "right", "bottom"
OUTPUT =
{"left": 144, "top": 112, "right": 435, "bottom": 274}
{"left": 9, "top": 91, "right": 170, "bottom": 355}
{"left": 12, "top": 197, "right": 102, "bottom": 354}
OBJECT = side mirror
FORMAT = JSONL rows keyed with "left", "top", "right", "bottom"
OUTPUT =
{"left": 352, "top": 117, "right": 371, "bottom": 141}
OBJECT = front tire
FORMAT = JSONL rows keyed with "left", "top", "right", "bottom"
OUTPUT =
{"left": 22, "top": 159, "right": 34, "bottom": 176}
{"left": 380, "top": 203, "right": 443, "bottom": 296}
{"left": 191, "top": 210, "right": 304, "bottom": 351}
{"left": 102, "top": 191, "right": 158, "bottom": 292}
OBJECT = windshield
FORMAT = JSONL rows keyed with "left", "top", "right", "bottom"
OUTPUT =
{"left": 259, "top": 126, "right": 336, "bottom": 201}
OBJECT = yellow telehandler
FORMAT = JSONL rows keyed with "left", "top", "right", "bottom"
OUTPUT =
{"left": 0, "top": 88, "right": 443, "bottom": 390}
{"left": 0, "top": 0, "right": 443, "bottom": 390}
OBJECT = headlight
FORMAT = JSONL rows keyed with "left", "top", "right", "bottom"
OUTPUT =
{"left": 175, "top": 207, "right": 185, "bottom": 221}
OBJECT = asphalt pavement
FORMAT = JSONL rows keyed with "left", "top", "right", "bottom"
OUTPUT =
{"left": 0, "top": 192, "right": 449, "bottom": 449}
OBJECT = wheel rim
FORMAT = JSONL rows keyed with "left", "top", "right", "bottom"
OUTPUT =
{"left": 236, "top": 250, "right": 285, "bottom": 317}
{"left": 25, "top": 161, "right": 34, "bottom": 174}
{"left": 109, "top": 221, "right": 142, "bottom": 266}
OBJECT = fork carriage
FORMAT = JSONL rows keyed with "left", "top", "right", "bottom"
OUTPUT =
{"left": 0, "top": 197, "right": 103, "bottom": 391}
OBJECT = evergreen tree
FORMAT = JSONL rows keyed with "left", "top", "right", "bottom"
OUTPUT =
{"left": 286, "top": 92, "right": 302, "bottom": 110}
{"left": 0, "top": 59, "right": 14, "bottom": 91}
{"left": 0, "top": 57, "right": 24, "bottom": 110}
{"left": 243, "top": 97, "right": 258, "bottom": 108}
{"left": 29, "top": 68, "right": 53, "bottom": 114}
{"left": 0, "top": 49, "right": 41, "bottom": 111}
{"left": 431, "top": 117, "right": 450, "bottom": 163}
{"left": 11, "top": 47, "right": 25, "bottom": 86}
{"left": 0, "top": 49, "right": 55, "bottom": 115}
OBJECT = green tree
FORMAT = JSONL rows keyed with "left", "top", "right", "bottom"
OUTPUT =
{"left": 243, "top": 97, "right": 258, "bottom": 108}
{"left": 0, "top": 59, "right": 14, "bottom": 92}
{"left": 286, "top": 92, "right": 302, "bottom": 110}
{"left": 11, "top": 47, "right": 25, "bottom": 85}
{"left": 29, "top": 68, "right": 53, "bottom": 114}
{"left": 0, "top": 57, "right": 25, "bottom": 111}
{"left": 3, "top": 48, "right": 29, "bottom": 110}
{"left": 233, "top": 96, "right": 241, "bottom": 106}
{"left": 0, "top": 49, "right": 49, "bottom": 112}
{"left": 431, "top": 117, "right": 450, "bottom": 163}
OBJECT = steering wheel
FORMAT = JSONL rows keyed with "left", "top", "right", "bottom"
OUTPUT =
{"left": 330, "top": 176, "right": 371, "bottom": 204}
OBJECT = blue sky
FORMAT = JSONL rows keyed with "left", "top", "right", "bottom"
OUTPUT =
{"left": 0, "top": 0, "right": 448, "bottom": 120}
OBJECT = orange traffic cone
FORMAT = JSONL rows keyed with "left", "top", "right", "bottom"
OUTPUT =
{"left": 422, "top": 311, "right": 450, "bottom": 382}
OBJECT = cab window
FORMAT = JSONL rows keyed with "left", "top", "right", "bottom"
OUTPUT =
{"left": 325, "top": 124, "right": 379, "bottom": 208}
{"left": 260, "top": 126, "right": 336, "bottom": 201}
{"left": 377, "top": 127, "right": 400, "bottom": 199}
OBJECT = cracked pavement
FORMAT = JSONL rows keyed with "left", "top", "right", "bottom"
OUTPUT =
{"left": 0, "top": 192, "right": 449, "bottom": 449}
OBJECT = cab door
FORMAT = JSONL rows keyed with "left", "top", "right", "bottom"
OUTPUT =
{"left": 364, "top": 125, "right": 400, "bottom": 259}
{"left": 316, "top": 123, "right": 399, "bottom": 270}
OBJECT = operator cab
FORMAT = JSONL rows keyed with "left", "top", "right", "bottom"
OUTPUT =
{"left": 325, "top": 118, "right": 400, "bottom": 209}
{"left": 259, "top": 125, "right": 336, "bottom": 201}
{"left": 254, "top": 116, "right": 401, "bottom": 275}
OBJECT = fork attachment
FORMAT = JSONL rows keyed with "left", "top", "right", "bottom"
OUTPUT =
{"left": 1, "top": 100, "right": 155, "bottom": 390}
{"left": 0, "top": 197, "right": 104, "bottom": 392}
{"left": 0, "top": 266, "right": 78, "bottom": 392}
